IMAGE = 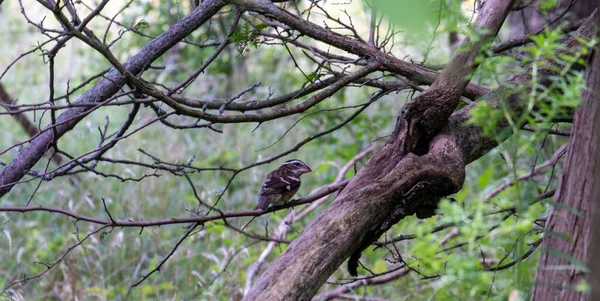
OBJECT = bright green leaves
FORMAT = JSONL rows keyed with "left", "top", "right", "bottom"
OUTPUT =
{"left": 363, "top": 0, "right": 465, "bottom": 64}
{"left": 368, "top": 0, "right": 440, "bottom": 34}
{"left": 539, "top": 0, "right": 559, "bottom": 12}
{"left": 366, "top": 0, "right": 464, "bottom": 35}
{"left": 468, "top": 96, "right": 507, "bottom": 138}
{"left": 469, "top": 26, "right": 596, "bottom": 145}
{"left": 133, "top": 19, "right": 150, "bottom": 31}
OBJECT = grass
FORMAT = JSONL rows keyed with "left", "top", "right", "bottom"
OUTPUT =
{"left": 0, "top": 1, "right": 570, "bottom": 300}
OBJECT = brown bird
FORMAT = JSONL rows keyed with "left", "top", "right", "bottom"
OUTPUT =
{"left": 255, "top": 159, "right": 312, "bottom": 210}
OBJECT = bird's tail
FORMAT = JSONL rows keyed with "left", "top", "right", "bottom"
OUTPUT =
{"left": 255, "top": 196, "right": 269, "bottom": 210}
{"left": 347, "top": 252, "right": 361, "bottom": 277}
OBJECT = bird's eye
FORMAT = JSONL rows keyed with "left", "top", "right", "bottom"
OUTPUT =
{"left": 294, "top": 162, "right": 301, "bottom": 166}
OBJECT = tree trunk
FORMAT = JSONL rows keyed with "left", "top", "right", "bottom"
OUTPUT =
{"left": 239, "top": 3, "right": 595, "bottom": 301}
{"left": 530, "top": 13, "right": 600, "bottom": 301}
{"left": 586, "top": 2, "right": 600, "bottom": 300}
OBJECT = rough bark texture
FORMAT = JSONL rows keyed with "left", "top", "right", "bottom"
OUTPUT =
{"left": 242, "top": 126, "right": 467, "bottom": 301}
{"left": 530, "top": 15, "right": 600, "bottom": 301}
{"left": 0, "top": 0, "right": 596, "bottom": 299}
{"left": 591, "top": 1, "right": 600, "bottom": 296}
{"left": 346, "top": 1, "right": 516, "bottom": 274}
{"left": 590, "top": 45, "right": 600, "bottom": 301}
{"left": 239, "top": 1, "right": 522, "bottom": 299}
{"left": 0, "top": 83, "right": 68, "bottom": 176}
{"left": 241, "top": 10, "right": 598, "bottom": 301}
{"left": 401, "top": 0, "right": 515, "bottom": 154}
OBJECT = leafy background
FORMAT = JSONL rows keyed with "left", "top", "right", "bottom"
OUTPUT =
{"left": 0, "top": 0, "right": 581, "bottom": 300}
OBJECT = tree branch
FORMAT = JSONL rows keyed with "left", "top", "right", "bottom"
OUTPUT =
{"left": 0, "top": 0, "right": 226, "bottom": 196}
{"left": 241, "top": 8, "right": 596, "bottom": 301}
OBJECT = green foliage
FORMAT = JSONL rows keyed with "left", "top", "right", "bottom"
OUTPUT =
{"left": 367, "top": 0, "right": 464, "bottom": 35}
{"left": 0, "top": 2, "right": 404, "bottom": 299}
{"left": 0, "top": 1, "right": 592, "bottom": 300}
{"left": 132, "top": 19, "right": 149, "bottom": 31}
{"left": 539, "top": 0, "right": 560, "bottom": 12}
{"left": 229, "top": 22, "right": 269, "bottom": 58}
{"left": 455, "top": 20, "right": 595, "bottom": 301}
{"left": 469, "top": 27, "right": 594, "bottom": 143}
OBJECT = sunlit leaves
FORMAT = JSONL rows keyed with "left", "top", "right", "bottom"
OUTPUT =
{"left": 469, "top": 27, "right": 594, "bottom": 145}
{"left": 366, "top": 0, "right": 464, "bottom": 35}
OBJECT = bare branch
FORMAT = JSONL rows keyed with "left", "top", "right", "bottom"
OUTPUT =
{"left": 0, "top": 0, "right": 226, "bottom": 197}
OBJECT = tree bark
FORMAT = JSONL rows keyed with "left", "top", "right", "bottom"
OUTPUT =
{"left": 588, "top": 5, "right": 600, "bottom": 301}
{"left": 0, "top": 0, "right": 225, "bottom": 196}
{"left": 0, "top": 83, "right": 67, "bottom": 168}
{"left": 240, "top": 4, "right": 595, "bottom": 301}
{"left": 530, "top": 13, "right": 600, "bottom": 301}
{"left": 589, "top": 57, "right": 600, "bottom": 300}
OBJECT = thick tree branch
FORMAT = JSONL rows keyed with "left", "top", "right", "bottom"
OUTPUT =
{"left": 126, "top": 61, "right": 384, "bottom": 123}
{"left": 222, "top": 0, "right": 491, "bottom": 99}
{"left": 0, "top": 0, "right": 226, "bottom": 196}
{"left": 241, "top": 9, "right": 597, "bottom": 301}
{"left": 399, "top": 0, "right": 515, "bottom": 154}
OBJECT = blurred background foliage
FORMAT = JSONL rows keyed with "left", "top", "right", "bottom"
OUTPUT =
{"left": 0, "top": 0, "right": 582, "bottom": 300}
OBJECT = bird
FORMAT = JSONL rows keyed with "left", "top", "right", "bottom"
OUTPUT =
{"left": 255, "top": 159, "right": 312, "bottom": 210}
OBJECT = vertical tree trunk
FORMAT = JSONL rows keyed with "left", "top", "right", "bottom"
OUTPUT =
{"left": 530, "top": 16, "right": 600, "bottom": 300}
{"left": 587, "top": 2, "right": 600, "bottom": 299}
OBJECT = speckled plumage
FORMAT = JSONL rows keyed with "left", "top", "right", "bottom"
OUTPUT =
{"left": 255, "top": 159, "right": 312, "bottom": 210}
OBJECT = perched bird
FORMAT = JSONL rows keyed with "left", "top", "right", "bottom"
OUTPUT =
{"left": 255, "top": 159, "right": 312, "bottom": 210}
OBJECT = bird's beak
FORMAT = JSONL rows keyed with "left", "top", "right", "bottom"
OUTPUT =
{"left": 302, "top": 166, "right": 312, "bottom": 173}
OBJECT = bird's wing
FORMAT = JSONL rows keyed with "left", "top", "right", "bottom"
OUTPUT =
{"left": 256, "top": 174, "right": 301, "bottom": 210}
{"left": 259, "top": 174, "right": 301, "bottom": 196}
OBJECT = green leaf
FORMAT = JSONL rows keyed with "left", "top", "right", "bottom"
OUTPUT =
{"left": 542, "top": 199, "right": 583, "bottom": 217}
{"left": 133, "top": 19, "right": 149, "bottom": 30}
{"left": 3, "top": 230, "right": 11, "bottom": 255}
{"left": 544, "top": 248, "right": 590, "bottom": 272}
{"left": 575, "top": 279, "right": 589, "bottom": 292}
{"left": 148, "top": 256, "right": 159, "bottom": 271}
{"left": 373, "top": 259, "right": 387, "bottom": 274}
